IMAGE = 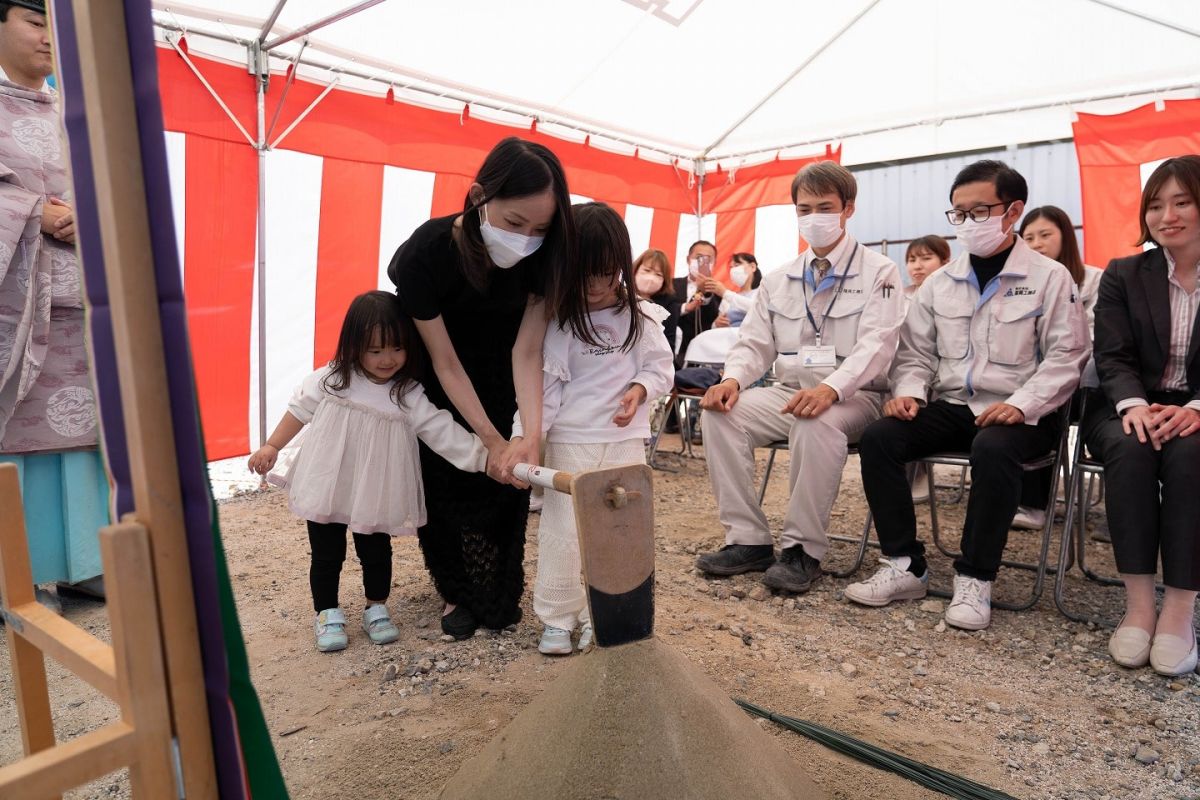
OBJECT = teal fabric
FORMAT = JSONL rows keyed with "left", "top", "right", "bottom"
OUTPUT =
{"left": 0, "top": 451, "right": 107, "bottom": 584}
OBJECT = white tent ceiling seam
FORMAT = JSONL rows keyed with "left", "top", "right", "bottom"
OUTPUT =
{"left": 151, "top": 0, "right": 1200, "bottom": 167}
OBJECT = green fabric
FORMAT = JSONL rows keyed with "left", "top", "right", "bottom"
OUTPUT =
{"left": 196, "top": 416, "right": 290, "bottom": 797}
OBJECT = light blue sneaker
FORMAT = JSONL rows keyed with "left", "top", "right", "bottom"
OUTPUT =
{"left": 362, "top": 603, "right": 400, "bottom": 645}
{"left": 577, "top": 622, "right": 594, "bottom": 651}
{"left": 538, "top": 625, "right": 573, "bottom": 655}
{"left": 314, "top": 608, "right": 348, "bottom": 652}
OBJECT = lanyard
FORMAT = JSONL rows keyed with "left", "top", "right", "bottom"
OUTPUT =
{"left": 801, "top": 243, "right": 858, "bottom": 346}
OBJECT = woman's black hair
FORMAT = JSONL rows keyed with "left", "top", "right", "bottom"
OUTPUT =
{"left": 458, "top": 137, "right": 576, "bottom": 313}
{"left": 731, "top": 252, "right": 762, "bottom": 289}
{"left": 323, "top": 291, "right": 426, "bottom": 406}
{"left": 560, "top": 202, "right": 643, "bottom": 351}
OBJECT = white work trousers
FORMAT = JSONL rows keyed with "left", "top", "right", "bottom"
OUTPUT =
{"left": 533, "top": 439, "right": 645, "bottom": 632}
{"left": 702, "top": 384, "right": 882, "bottom": 561}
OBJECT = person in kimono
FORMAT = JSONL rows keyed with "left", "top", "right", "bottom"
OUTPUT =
{"left": 0, "top": 0, "right": 106, "bottom": 606}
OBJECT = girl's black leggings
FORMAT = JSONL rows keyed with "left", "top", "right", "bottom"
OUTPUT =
{"left": 307, "top": 521, "right": 392, "bottom": 612}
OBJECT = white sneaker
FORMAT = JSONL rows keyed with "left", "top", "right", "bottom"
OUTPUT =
{"left": 945, "top": 575, "right": 992, "bottom": 630}
{"left": 362, "top": 603, "right": 400, "bottom": 645}
{"left": 538, "top": 626, "right": 573, "bottom": 655}
{"left": 528, "top": 493, "right": 544, "bottom": 513}
{"left": 1011, "top": 506, "right": 1046, "bottom": 530}
{"left": 843, "top": 559, "right": 928, "bottom": 607}
{"left": 577, "top": 622, "right": 594, "bottom": 651}
{"left": 314, "top": 608, "right": 348, "bottom": 652}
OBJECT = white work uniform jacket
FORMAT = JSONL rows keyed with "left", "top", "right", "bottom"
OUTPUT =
{"left": 890, "top": 238, "right": 1091, "bottom": 425}
{"left": 724, "top": 234, "right": 906, "bottom": 400}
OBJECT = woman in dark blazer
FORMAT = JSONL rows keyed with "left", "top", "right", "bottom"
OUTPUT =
{"left": 1085, "top": 155, "right": 1200, "bottom": 677}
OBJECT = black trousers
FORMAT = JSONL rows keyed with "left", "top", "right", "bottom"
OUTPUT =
{"left": 859, "top": 400, "right": 1060, "bottom": 582}
{"left": 307, "top": 521, "right": 392, "bottom": 613}
{"left": 1083, "top": 391, "right": 1200, "bottom": 591}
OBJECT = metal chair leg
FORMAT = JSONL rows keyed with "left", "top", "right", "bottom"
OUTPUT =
{"left": 757, "top": 448, "right": 777, "bottom": 506}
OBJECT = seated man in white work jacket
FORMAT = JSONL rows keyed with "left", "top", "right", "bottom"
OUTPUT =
{"left": 849, "top": 160, "right": 1090, "bottom": 630}
{"left": 695, "top": 161, "right": 907, "bottom": 594}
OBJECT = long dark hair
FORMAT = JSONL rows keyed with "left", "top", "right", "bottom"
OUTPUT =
{"left": 323, "top": 291, "right": 425, "bottom": 406}
{"left": 1020, "top": 206, "right": 1084, "bottom": 287}
{"left": 560, "top": 202, "right": 642, "bottom": 351}
{"left": 458, "top": 137, "right": 575, "bottom": 309}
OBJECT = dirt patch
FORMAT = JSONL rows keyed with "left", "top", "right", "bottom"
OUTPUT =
{"left": 3, "top": 438, "right": 1199, "bottom": 800}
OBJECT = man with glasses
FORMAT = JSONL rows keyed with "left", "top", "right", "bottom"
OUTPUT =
{"left": 847, "top": 160, "right": 1089, "bottom": 630}
{"left": 693, "top": 161, "right": 906, "bottom": 594}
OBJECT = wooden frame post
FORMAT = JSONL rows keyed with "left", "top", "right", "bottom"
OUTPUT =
{"left": 0, "top": 465, "right": 177, "bottom": 799}
{"left": 66, "top": 1, "right": 218, "bottom": 795}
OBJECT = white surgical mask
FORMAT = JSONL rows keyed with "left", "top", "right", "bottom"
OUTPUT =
{"left": 956, "top": 208, "right": 1011, "bottom": 257}
{"left": 479, "top": 204, "right": 544, "bottom": 269}
{"left": 729, "top": 264, "right": 750, "bottom": 288}
{"left": 635, "top": 271, "right": 664, "bottom": 296}
{"left": 796, "top": 213, "right": 844, "bottom": 249}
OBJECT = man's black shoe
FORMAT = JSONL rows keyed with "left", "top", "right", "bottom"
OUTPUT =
{"left": 761, "top": 546, "right": 822, "bottom": 593}
{"left": 441, "top": 605, "right": 478, "bottom": 640}
{"left": 695, "top": 544, "right": 775, "bottom": 576}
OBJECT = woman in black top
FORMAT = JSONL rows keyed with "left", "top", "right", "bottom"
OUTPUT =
{"left": 388, "top": 137, "right": 576, "bottom": 638}
{"left": 632, "top": 248, "right": 681, "bottom": 353}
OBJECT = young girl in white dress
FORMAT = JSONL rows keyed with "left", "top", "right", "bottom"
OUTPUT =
{"left": 513, "top": 203, "right": 675, "bottom": 655}
{"left": 248, "top": 291, "right": 487, "bottom": 652}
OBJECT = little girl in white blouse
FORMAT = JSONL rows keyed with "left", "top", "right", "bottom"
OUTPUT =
{"left": 248, "top": 291, "right": 487, "bottom": 652}
{"left": 513, "top": 203, "right": 675, "bottom": 655}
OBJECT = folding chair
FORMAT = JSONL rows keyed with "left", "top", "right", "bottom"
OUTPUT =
{"left": 756, "top": 440, "right": 876, "bottom": 578}
{"left": 1052, "top": 362, "right": 1153, "bottom": 626}
{"left": 648, "top": 327, "right": 739, "bottom": 469}
{"left": 920, "top": 402, "right": 1073, "bottom": 611}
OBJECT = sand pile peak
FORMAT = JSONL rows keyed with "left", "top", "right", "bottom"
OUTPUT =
{"left": 439, "top": 637, "right": 828, "bottom": 800}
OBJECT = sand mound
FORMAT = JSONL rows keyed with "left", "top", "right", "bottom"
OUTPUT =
{"left": 439, "top": 637, "right": 828, "bottom": 799}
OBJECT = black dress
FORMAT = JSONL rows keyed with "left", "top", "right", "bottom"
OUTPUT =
{"left": 388, "top": 216, "right": 539, "bottom": 628}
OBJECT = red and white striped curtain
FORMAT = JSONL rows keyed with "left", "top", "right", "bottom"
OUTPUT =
{"left": 157, "top": 46, "right": 835, "bottom": 459}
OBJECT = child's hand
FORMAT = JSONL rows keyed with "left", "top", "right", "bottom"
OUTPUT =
{"left": 612, "top": 384, "right": 647, "bottom": 427}
{"left": 247, "top": 445, "right": 278, "bottom": 475}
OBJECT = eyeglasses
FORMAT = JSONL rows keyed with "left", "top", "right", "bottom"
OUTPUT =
{"left": 944, "top": 202, "right": 1009, "bottom": 226}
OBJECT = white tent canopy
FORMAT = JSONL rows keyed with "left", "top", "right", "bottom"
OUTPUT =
{"left": 154, "top": 0, "right": 1200, "bottom": 167}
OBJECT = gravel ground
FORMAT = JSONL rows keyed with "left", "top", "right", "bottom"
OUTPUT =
{"left": 2, "top": 437, "right": 1198, "bottom": 799}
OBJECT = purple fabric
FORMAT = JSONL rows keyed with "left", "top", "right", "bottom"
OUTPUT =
{"left": 53, "top": 1, "right": 246, "bottom": 796}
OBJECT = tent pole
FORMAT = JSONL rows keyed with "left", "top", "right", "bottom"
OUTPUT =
{"left": 253, "top": 42, "right": 268, "bottom": 450}
{"left": 259, "top": 0, "right": 288, "bottom": 42}
{"left": 263, "top": 0, "right": 386, "bottom": 51}
{"left": 695, "top": 158, "right": 705, "bottom": 240}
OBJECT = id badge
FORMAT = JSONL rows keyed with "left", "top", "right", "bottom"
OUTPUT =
{"left": 801, "top": 345, "right": 837, "bottom": 368}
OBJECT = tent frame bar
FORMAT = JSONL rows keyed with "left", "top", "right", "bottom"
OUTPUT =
{"left": 1083, "top": 0, "right": 1200, "bottom": 40}
{"left": 700, "top": 0, "right": 882, "bottom": 158}
{"left": 263, "top": 0, "right": 387, "bottom": 51}
{"left": 165, "top": 33, "right": 255, "bottom": 146}
{"left": 258, "top": 0, "right": 288, "bottom": 42}
{"left": 271, "top": 75, "right": 339, "bottom": 149}
{"left": 153, "top": 17, "right": 697, "bottom": 163}
{"left": 710, "top": 77, "right": 1200, "bottom": 163}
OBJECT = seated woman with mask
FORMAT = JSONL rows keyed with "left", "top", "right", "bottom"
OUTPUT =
{"left": 633, "top": 248, "right": 681, "bottom": 355}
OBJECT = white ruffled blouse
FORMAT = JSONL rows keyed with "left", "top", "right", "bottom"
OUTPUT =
{"left": 269, "top": 367, "right": 487, "bottom": 535}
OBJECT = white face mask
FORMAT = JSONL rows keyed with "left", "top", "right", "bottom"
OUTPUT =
{"left": 479, "top": 204, "right": 545, "bottom": 269}
{"left": 956, "top": 208, "right": 1011, "bottom": 257}
{"left": 635, "top": 270, "right": 664, "bottom": 296}
{"left": 729, "top": 264, "right": 750, "bottom": 288}
{"left": 796, "top": 212, "right": 844, "bottom": 249}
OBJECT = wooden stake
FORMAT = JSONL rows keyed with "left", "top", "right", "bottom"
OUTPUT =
{"left": 67, "top": 2, "right": 218, "bottom": 795}
{"left": 0, "top": 463, "right": 58, "bottom": 799}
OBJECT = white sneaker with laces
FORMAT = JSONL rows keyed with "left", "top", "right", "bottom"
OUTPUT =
{"left": 577, "top": 622, "right": 594, "bottom": 651}
{"left": 945, "top": 575, "right": 992, "bottom": 630}
{"left": 1011, "top": 506, "right": 1046, "bottom": 530}
{"left": 538, "top": 625, "right": 573, "bottom": 655}
{"left": 843, "top": 559, "right": 928, "bottom": 607}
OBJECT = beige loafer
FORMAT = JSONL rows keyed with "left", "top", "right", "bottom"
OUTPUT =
{"left": 1108, "top": 623, "right": 1152, "bottom": 668}
{"left": 1149, "top": 630, "right": 1198, "bottom": 677}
